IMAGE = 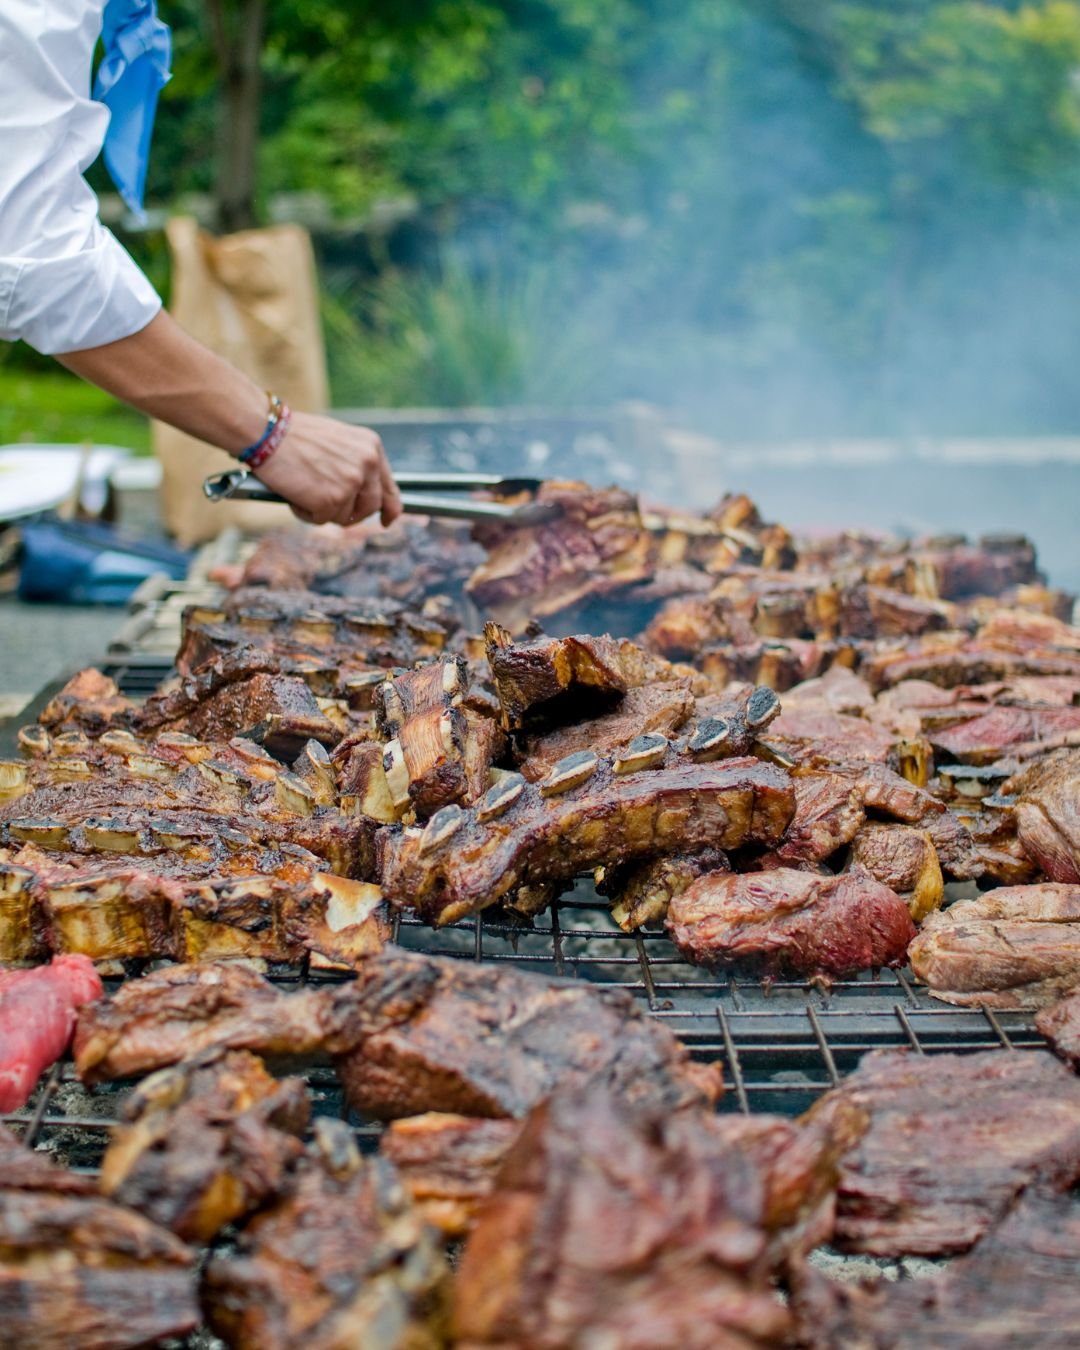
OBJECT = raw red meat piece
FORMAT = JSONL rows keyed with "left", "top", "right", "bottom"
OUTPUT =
{"left": 0, "top": 955, "right": 103, "bottom": 1111}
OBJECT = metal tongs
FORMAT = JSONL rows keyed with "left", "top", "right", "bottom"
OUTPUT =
{"left": 203, "top": 468, "right": 558, "bottom": 525}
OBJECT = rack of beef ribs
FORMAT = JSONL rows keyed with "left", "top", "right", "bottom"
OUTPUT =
{"left": 100, "top": 1049, "right": 309, "bottom": 1242}
{"left": 909, "top": 882, "right": 1080, "bottom": 1008}
{"left": 791, "top": 1188, "right": 1080, "bottom": 1350}
{"left": 377, "top": 753, "right": 795, "bottom": 925}
{"left": 0, "top": 1124, "right": 200, "bottom": 1348}
{"left": 203, "top": 1118, "right": 450, "bottom": 1349}
{"left": 805, "top": 1048, "right": 1080, "bottom": 1255}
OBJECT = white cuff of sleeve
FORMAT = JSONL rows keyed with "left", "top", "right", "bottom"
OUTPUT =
{"left": 0, "top": 223, "right": 162, "bottom": 355}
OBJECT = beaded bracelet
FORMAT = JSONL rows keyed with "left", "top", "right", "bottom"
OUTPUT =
{"left": 239, "top": 392, "right": 285, "bottom": 466}
{"left": 244, "top": 401, "right": 292, "bottom": 471}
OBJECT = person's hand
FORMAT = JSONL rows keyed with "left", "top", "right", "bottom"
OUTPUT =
{"left": 255, "top": 412, "right": 403, "bottom": 527}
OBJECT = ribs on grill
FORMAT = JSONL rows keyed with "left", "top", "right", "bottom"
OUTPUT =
{"left": 806, "top": 1048, "right": 1080, "bottom": 1255}
{"left": 909, "top": 882, "right": 1080, "bottom": 1008}
{"left": 203, "top": 1118, "right": 450, "bottom": 1349}
{"left": 667, "top": 866, "right": 916, "bottom": 979}
{"left": 100, "top": 1050, "right": 309, "bottom": 1242}
{"left": 378, "top": 753, "right": 795, "bottom": 925}
{"left": 0, "top": 1125, "right": 199, "bottom": 1348}
{"left": 1036, "top": 986, "right": 1080, "bottom": 1070}
{"left": 0, "top": 954, "right": 102, "bottom": 1111}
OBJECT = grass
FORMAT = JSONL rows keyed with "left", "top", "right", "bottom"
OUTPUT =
{"left": 0, "top": 367, "right": 151, "bottom": 454}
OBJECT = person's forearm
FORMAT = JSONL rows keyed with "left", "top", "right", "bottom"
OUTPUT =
{"left": 57, "top": 310, "right": 267, "bottom": 456}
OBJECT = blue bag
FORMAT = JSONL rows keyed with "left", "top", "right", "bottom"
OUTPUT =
{"left": 17, "top": 518, "right": 190, "bottom": 605}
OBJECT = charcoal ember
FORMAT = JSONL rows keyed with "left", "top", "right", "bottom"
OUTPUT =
{"left": 909, "top": 883, "right": 1080, "bottom": 1008}
{"left": 1036, "top": 986, "right": 1080, "bottom": 1070}
{"left": 516, "top": 681, "right": 694, "bottom": 782}
{"left": 791, "top": 1188, "right": 1080, "bottom": 1350}
{"left": 379, "top": 1113, "right": 522, "bottom": 1237}
{"left": 773, "top": 770, "right": 865, "bottom": 864}
{"left": 203, "top": 1120, "right": 450, "bottom": 1350}
{"left": 666, "top": 866, "right": 916, "bottom": 979}
{"left": 466, "top": 481, "right": 650, "bottom": 634}
{"left": 0, "top": 1126, "right": 199, "bottom": 1348}
{"left": 596, "top": 847, "right": 729, "bottom": 931}
{"left": 337, "top": 950, "right": 723, "bottom": 1120}
{"left": 848, "top": 823, "right": 943, "bottom": 921}
{"left": 1006, "top": 748, "right": 1080, "bottom": 883}
{"left": 377, "top": 755, "right": 795, "bottom": 926}
{"left": 807, "top": 1048, "right": 1080, "bottom": 1255}
{"left": 100, "top": 1050, "right": 309, "bottom": 1241}
{"left": 452, "top": 1087, "right": 859, "bottom": 1350}
{"left": 484, "top": 623, "right": 629, "bottom": 730}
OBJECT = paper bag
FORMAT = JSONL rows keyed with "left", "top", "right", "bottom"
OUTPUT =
{"left": 154, "top": 216, "right": 329, "bottom": 545}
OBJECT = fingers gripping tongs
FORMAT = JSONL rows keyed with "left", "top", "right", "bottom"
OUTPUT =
{"left": 203, "top": 468, "right": 558, "bottom": 525}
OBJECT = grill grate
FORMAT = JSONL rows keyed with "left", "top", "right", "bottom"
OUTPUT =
{"left": 4, "top": 887, "right": 1048, "bottom": 1173}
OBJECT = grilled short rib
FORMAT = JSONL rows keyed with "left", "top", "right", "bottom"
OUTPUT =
{"left": 100, "top": 1050, "right": 309, "bottom": 1242}
{"left": 203, "top": 1120, "right": 450, "bottom": 1350}
{"left": 667, "top": 867, "right": 916, "bottom": 979}
{"left": 909, "top": 883, "right": 1080, "bottom": 1008}
{"left": 791, "top": 1188, "right": 1080, "bottom": 1350}
{"left": 806, "top": 1049, "right": 1080, "bottom": 1255}
{"left": 596, "top": 846, "right": 730, "bottom": 931}
{"left": 0, "top": 1126, "right": 199, "bottom": 1348}
{"left": 76, "top": 951, "right": 722, "bottom": 1119}
{"left": 378, "top": 754, "right": 795, "bottom": 925}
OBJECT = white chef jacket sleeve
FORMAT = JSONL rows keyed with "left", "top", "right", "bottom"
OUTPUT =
{"left": 0, "top": 0, "right": 162, "bottom": 355}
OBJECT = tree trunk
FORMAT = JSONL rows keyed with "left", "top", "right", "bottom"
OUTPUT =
{"left": 205, "top": 0, "right": 266, "bottom": 233}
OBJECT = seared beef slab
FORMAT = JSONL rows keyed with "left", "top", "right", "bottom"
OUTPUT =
{"left": 807, "top": 1049, "right": 1080, "bottom": 1255}
{"left": 76, "top": 951, "right": 722, "bottom": 1119}
{"left": 667, "top": 867, "right": 916, "bottom": 979}
{"left": 378, "top": 754, "right": 795, "bottom": 925}
{"left": 100, "top": 1050, "right": 308, "bottom": 1242}
{"left": 774, "top": 770, "right": 865, "bottom": 864}
{"left": 0, "top": 1126, "right": 199, "bottom": 1348}
{"left": 204, "top": 1120, "right": 450, "bottom": 1349}
{"left": 484, "top": 622, "right": 629, "bottom": 730}
{"left": 452, "top": 1087, "right": 861, "bottom": 1350}
{"left": 909, "top": 883, "right": 1080, "bottom": 1008}
{"left": 337, "top": 950, "right": 722, "bottom": 1119}
{"left": 792, "top": 1189, "right": 1080, "bottom": 1350}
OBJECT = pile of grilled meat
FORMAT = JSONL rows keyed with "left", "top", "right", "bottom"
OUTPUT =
{"left": 2, "top": 479, "right": 1080, "bottom": 1348}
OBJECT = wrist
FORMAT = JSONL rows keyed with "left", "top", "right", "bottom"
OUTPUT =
{"left": 221, "top": 386, "right": 281, "bottom": 459}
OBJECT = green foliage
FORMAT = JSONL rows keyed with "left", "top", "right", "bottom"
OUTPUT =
{"left": 0, "top": 368, "right": 151, "bottom": 454}
{"left": 324, "top": 259, "right": 606, "bottom": 407}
